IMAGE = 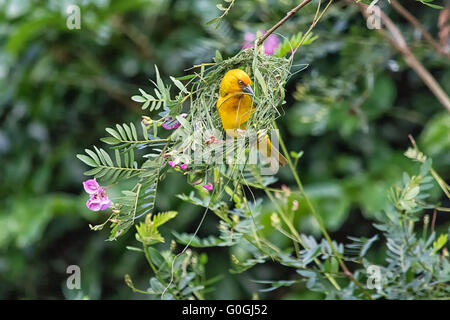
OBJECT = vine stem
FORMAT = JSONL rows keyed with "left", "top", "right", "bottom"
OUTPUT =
{"left": 273, "top": 122, "right": 373, "bottom": 299}
{"left": 256, "top": 0, "right": 313, "bottom": 46}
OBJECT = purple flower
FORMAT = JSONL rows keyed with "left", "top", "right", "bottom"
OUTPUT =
{"left": 168, "top": 160, "right": 188, "bottom": 171}
{"left": 162, "top": 121, "right": 181, "bottom": 130}
{"left": 86, "top": 187, "right": 112, "bottom": 211}
{"left": 202, "top": 183, "right": 213, "bottom": 191}
{"left": 242, "top": 32, "right": 256, "bottom": 49}
{"left": 168, "top": 161, "right": 177, "bottom": 168}
{"left": 161, "top": 113, "right": 187, "bottom": 130}
{"left": 83, "top": 178, "right": 100, "bottom": 195}
{"left": 263, "top": 34, "right": 280, "bottom": 56}
{"left": 241, "top": 31, "right": 280, "bottom": 56}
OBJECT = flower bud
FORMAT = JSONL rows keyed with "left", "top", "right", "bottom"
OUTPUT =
{"left": 141, "top": 115, "right": 152, "bottom": 126}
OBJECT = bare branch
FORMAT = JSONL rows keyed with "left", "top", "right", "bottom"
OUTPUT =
{"left": 257, "top": 0, "right": 313, "bottom": 46}
{"left": 356, "top": 2, "right": 450, "bottom": 111}
{"left": 390, "top": 0, "right": 448, "bottom": 57}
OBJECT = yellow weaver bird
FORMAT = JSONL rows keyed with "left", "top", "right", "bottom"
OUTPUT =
{"left": 216, "top": 69, "right": 287, "bottom": 169}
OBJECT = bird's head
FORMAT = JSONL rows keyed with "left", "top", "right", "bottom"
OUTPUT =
{"left": 220, "top": 69, "right": 254, "bottom": 96}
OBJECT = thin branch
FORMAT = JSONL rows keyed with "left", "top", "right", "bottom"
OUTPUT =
{"left": 257, "top": 0, "right": 313, "bottom": 46}
{"left": 291, "top": 0, "right": 334, "bottom": 56}
{"left": 431, "top": 209, "right": 437, "bottom": 233}
{"left": 273, "top": 121, "right": 373, "bottom": 300}
{"left": 356, "top": 2, "right": 450, "bottom": 111}
{"left": 390, "top": 0, "right": 448, "bottom": 57}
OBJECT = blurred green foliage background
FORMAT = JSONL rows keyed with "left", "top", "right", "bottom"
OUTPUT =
{"left": 0, "top": 0, "right": 448, "bottom": 299}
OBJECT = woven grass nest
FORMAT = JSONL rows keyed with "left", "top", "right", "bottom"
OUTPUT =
{"left": 167, "top": 47, "right": 293, "bottom": 180}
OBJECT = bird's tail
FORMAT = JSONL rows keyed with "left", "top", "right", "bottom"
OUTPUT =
{"left": 256, "top": 134, "right": 288, "bottom": 171}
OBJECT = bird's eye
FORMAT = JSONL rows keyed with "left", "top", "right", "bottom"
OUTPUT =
{"left": 238, "top": 80, "right": 244, "bottom": 86}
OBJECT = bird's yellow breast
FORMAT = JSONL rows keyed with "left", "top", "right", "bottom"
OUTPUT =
{"left": 216, "top": 93, "right": 254, "bottom": 130}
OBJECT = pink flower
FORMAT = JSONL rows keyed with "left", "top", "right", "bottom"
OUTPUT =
{"left": 168, "top": 160, "right": 188, "bottom": 171}
{"left": 86, "top": 187, "right": 112, "bottom": 211}
{"left": 281, "top": 184, "right": 291, "bottom": 196}
{"left": 241, "top": 31, "right": 280, "bottom": 56}
{"left": 83, "top": 178, "right": 100, "bottom": 195}
{"left": 161, "top": 113, "right": 187, "bottom": 130}
{"left": 242, "top": 32, "right": 256, "bottom": 49}
{"left": 205, "top": 136, "right": 218, "bottom": 145}
{"left": 263, "top": 34, "right": 280, "bottom": 55}
{"left": 162, "top": 122, "right": 181, "bottom": 130}
{"left": 141, "top": 115, "right": 152, "bottom": 126}
{"left": 292, "top": 200, "right": 299, "bottom": 211}
{"left": 168, "top": 161, "right": 177, "bottom": 168}
{"left": 202, "top": 183, "right": 213, "bottom": 191}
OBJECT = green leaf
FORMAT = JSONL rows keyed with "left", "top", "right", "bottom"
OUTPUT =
{"left": 214, "top": 50, "right": 223, "bottom": 63}
{"left": 105, "top": 128, "right": 122, "bottom": 140}
{"left": 77, "top": 154, "right": 98, "bottom": 167}
{"left": 432, "top": 234, "right": 448, "bottom": 254}
{"left": 176, "top": 74, "right": 196, "bottom": 81}
{"left": 205, "top": 17, "right": 220, "bottom": 26}
{"left": 141, "top": 122, "right": 149, "bottom": 140}
{"left": 178, "top": 272, "right": 195, "bottom": 291}
{"left": 324, "top": 257, "right": 339, "bottom": 274}
{"left": 123, "top": 123, "right": 133, "bottom": 140}
{"left": 176, "top": 115, "right": 192, "bottom": 131}
{"left": 274, "top": 32, "right": 318, "bottom": 57}
{"left": 149, "top": 277, "right": 165, "bottom": 293}
{"left": 153, "top": 211, "right": 178, "bottom": 228}
{"left": 131, "top": 95, "right": 146, "bottom": 102}
{"left": 173, "top": 253, "right": 188, "bottom": 270}
{"left": 84, "top": 167, "right": 103, "bottom": 176}
{"left": 216, "top": 4, "right": 226, "bottom": 10}
{"left": 85, "top": 149, "right": 100, "bottom": 165}
{"left": 172, "top": 232, "right": 225, "bottom": 247}
{"left": 252, "top": 279, "right": 297, "bottom": 292}
{"left": 142, "top": 100, "right": 150, "bottom": 109}
{"left": 116, "top": 124, "right": 127, "bottom": 140}
{"left": 100, "top": 137, "right": 121, "bottom": 145}
{"left": 170, "top": 76, "right": 188, "bottom": 93}
{"left": 254, "top": 68, "right": 267, "bottom": 95}
{"left": 230, "top": 255, "right": 268, "bottom": 274}
{"left": 419, "top": 112, "right": 450, "bottom": 157}
{"left": 100, "top": 149, "right": 114, "bottom": 167}
{"left": 147, "top": 247, "right": 167, "bottom": 269}
{"left": 130, "top": 122, "right": 138, "bottom": 140}
{"left": 154, "top": 65, "right": 165, "bottom": 94}
{"left": 126, "top": 246, "right": 144, "bottom": 253}
{"left": 404, "top": 186, "right": 420, "bottom": 200}
{"left": 290, "top": 150, "right": 304, "bottom": 159}
{"left": 115, "top": 149, "right": 121, "bottom": 167}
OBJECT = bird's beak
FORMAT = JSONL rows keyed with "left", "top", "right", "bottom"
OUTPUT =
{"left": 243, "top": 84, "right": 254, "bottom": 96}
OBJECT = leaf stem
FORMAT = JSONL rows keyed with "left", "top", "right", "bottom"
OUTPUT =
{"left": 251, "top": 169, "right": 341, "bottom": 291}
{"left": 273, "top": 122, "right": 372, "bottom": 299}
